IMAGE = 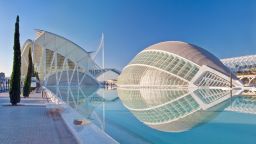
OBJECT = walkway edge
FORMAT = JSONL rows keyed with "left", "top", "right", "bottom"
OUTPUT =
{"left": 43, "top": 87, "right": 119, "bottom": 144}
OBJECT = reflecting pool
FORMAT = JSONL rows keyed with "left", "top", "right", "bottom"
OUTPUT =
{"left": 47, "top": 86, "right": 256, "bottom": 144}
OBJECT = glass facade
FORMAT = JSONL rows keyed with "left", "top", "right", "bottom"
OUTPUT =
{"left": 194, "top": 71, "right": 232, "bottom": 87}
{"left": 129, "top": 51, "right": 199, "bottom": 81}
{"left": 118, "top": 50, "right": 199, "bottom": 87}
{"left": 118, "top": 66, "right": 188, "bottom": 87}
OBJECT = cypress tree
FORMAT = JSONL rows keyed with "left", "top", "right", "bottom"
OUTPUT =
{"left": 23, "top": 48, "right": 33, "bottom": 97}
{"left": 9, "top": 15, "right": 21, "bottom": 105}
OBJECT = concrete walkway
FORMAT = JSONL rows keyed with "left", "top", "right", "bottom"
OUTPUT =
{"left": 0, "top": 92, "right": 78, "bottom": 144}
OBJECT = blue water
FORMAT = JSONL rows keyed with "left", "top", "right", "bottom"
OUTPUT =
{"left": 48, "top": 87, "right": 256, "bottom": 144}
{"left": 93, "top": 99, "right": 256, "bottom": 144}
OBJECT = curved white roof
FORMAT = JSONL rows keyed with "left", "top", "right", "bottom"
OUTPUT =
{"left": 146, "top": 41, "right": 231, "bottom": 76}
{"left": 35, "top": 29, "right": 89, "bottom": 53}
{"left": 35, "top": 30, "right": 94, "bottom": 66}
{"left": 21, "top": 30, "right": 101, "bottom": 85}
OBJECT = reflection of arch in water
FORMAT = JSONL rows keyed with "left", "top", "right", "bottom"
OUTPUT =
{"left": 117, "top": 88, "right": 235, "bottom": 132}
{"left": 47, "top": 86, "right": 107, "bottom": 128}
{"left": 47, "top": 86, "right": 98, "bottom": 105}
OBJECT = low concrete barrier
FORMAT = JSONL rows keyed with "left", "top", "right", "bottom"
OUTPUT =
{"left": 42, "top": 86, "right": 118, "bottom": 144}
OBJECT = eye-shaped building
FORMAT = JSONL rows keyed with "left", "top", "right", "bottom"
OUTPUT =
{"left": 118, "top": 41, "right": 243, "bottom": 88}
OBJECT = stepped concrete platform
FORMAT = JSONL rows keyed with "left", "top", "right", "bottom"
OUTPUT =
{"left": 0, "top": 92, "right": 78, "bottom": 144}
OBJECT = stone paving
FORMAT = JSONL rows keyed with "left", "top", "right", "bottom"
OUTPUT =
{"left": 0, "top": 92, "right": 78, "bottom": 144}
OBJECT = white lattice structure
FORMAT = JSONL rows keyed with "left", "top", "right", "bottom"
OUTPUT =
{"left": 21, "top": 30, "right": 104, "bottom": 86}
{"left": 118, "top": 41, "right": 243, "bottom": 88}
{"left": 221, "top": 55, "right": 256, "bottom": 86}
{"left": 221, "top": 55, "right": 256, "bottom": 73}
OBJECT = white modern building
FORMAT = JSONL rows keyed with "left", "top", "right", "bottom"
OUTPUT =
{"left": 118, "top": 41, "right": 243, "bottom": 88}
{"left": 21, "top": 30, "right": 116, "bottom": 86}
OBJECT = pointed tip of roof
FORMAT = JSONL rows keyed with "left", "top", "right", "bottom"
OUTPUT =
{"left": 34, "top": 29, "right": 45, "bottom": 39}
{"left": 34, "top": 29, "right": 44, "bottom": 32}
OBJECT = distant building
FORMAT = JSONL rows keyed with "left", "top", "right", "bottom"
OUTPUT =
{"left": 118, "top": 41, "right": 243, "bottom": 88}
{"left": 0, "top": 72, "right": 5, "bottom": 82}
{"left": 0, "top": 72, "right": 6, "bottom": 91}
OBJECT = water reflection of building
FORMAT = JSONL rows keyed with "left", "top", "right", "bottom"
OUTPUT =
{"left": 118, "top": 41, "right": 242, "bottom": 88}
{"left": 225, "top": 96, "right": 256, "bottom": 114}
{"left": 47, "top": 86, "right": 101, "bottom": 108}
{"left": 47, "top": 86, "right": 118, "bottom": 129}
{"left": 117, "top": 88, "right": 240, "bottom": 132}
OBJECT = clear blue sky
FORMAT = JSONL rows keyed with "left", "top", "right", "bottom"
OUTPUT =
{"left": 1, "top": 0, "right": 256, "bottom": 76}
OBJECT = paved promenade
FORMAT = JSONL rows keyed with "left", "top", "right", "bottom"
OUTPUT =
{"left": 0, "top": 92, "right": 78, "bottom": 144}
